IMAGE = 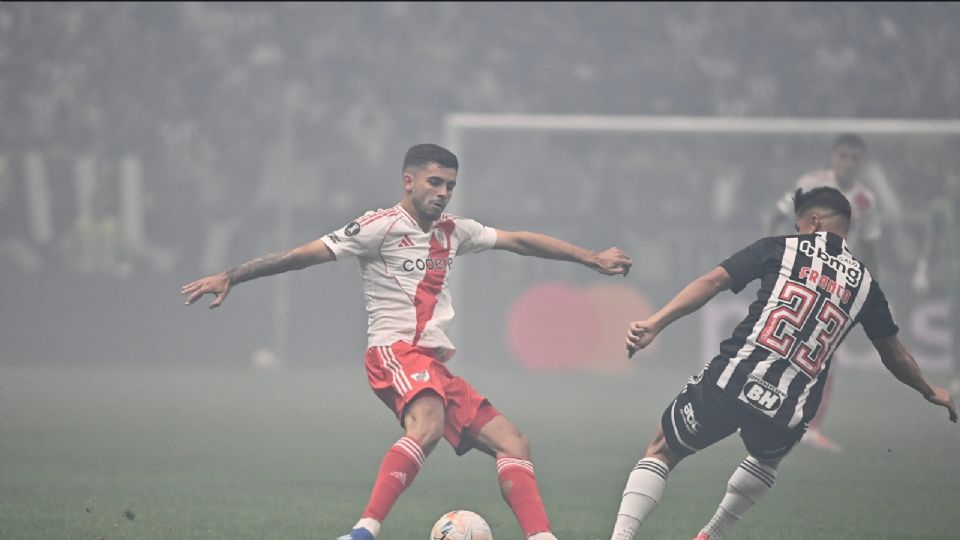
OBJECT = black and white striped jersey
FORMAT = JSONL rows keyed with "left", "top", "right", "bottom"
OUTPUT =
{"left": 704, "top": 231, "right": 898, "bottom": 429}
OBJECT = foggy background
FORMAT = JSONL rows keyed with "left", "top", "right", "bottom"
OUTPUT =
{"left": 2, "top": 2, "right": 959, "bottom": 375}
{"left": 3, "top": 4, "right": 960, "bottom": 539}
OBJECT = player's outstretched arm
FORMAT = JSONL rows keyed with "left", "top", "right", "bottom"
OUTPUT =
{"left": 626, "top": 266, "right": 731, "bottom": 358}
{"left": 181, "top": 238, "right": 336, "bottom": 309}
{"left": 492, "top": 229, "right": 632, "bottom": 275}
{"left": 872, "top": 335, "right": 957, "bottom": 422}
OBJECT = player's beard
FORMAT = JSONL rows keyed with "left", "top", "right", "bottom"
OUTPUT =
{"left": 415, "top": 196, "right": 446, "bottom": 222}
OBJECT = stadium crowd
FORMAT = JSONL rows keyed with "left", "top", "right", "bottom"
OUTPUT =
{"left": 2, "top": 3, "right": 958, "bottom": 367}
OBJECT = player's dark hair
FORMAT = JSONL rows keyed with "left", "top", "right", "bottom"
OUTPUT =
{"left": 403, "top": 144, "right": 459, "bottom": 171}
{"left": 833, "top": 133, "right": 865, "bottom": 153}
{"left": 793, "top": 186, "right": 852, "bottom": 222}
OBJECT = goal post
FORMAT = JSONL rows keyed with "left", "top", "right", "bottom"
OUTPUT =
{"left": 445, "top": 113, "right": 960, "bottom": 138}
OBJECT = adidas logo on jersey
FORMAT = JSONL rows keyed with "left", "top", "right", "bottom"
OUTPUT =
{"left": 397, "top": 235, "right": 415, "bottom": 248}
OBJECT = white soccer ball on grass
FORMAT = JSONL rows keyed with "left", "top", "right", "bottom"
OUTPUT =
{"left": 430, "top": 510, "right": 493, "bottom": 540}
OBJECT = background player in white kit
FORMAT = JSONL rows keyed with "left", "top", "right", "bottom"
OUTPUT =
{"left": 604, "top": 187, "right": 954, "bottom": 540}
{"left": 181, "top": 144, "right": 633, "bottom": 540}
{"left": 765, "top": 133, "right": 881, "bottom": 452}
{"left": 766, "top": 134, "right": 881, "bottom": 275}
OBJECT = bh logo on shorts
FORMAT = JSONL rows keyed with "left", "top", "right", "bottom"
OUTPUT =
{"left": 742, "top": 378, "right": 784, "bottom": 412}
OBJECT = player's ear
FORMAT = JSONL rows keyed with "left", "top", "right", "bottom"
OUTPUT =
{"left": 402, "top": 170, "right": 414, "bottom": 193}
{"left": 811, "top": 213, "right": 826, "bottom": 233}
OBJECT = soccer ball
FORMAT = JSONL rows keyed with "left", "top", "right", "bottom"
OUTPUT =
{"left": 430, "top": 510, "right": 493, "bottom": 540}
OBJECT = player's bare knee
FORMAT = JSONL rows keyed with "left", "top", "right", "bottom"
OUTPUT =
{"left": 647, "top": 450, "right": 682, "bottom": 470}
{"left": 752, "top": 454, "right": 782, "bottom": 470}
{"left": 502, "top": 431, "right": 530, "bottom": 460}
{"left": 405, "top": 419, "right": 444, "bottom": 453}
{"left": 487, "top": 429, "right": 529, "bottom": 460}
{"left": 644, "top": 434, "right": 682, "bottom": 469}
{"left": 403, "top": 393, "right": 445, "bottom": 452}
{"left": 405, "top": 409, "right": 444, "bottom": 443}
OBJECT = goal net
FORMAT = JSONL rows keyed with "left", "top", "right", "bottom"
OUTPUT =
{"left": 444, "top": 113, "right": 960, "bottom": 373}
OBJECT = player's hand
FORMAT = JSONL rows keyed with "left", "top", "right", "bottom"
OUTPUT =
{"left": 925, "top": 386, "right": 958, "bottom": 423}
{"left": 626, "top": 319, "right": 658, "bottom": 358}
{"left": 593, "top": 247, "right": 632, "bottom": 276}
{"left": 181, "top": 272, "right": 232, "bottom": 309}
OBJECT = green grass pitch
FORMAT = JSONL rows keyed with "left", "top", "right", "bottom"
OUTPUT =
{"left": 1, "top": 360, "right": 957, "bottom": 539}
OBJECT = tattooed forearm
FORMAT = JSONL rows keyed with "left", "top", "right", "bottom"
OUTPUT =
{"left": 225, "top": 250, "right": 310, "bottom": 284}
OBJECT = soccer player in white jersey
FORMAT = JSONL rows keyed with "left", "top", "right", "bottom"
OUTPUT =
{"left": 765, "top": 134, "right": 880, "bottom": 452}
{"left": 603, "top": 187, "right": 955, "bottom": 540}
{"left": 767, "top": 134, "right": 881, "bottom": 276}
{"left": 181, "top": 144, "right": 633, "bottom": 540}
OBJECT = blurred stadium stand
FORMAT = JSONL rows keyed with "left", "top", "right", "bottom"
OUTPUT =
{"left": 1, "top": 3, "right": 958, "bottom": 368}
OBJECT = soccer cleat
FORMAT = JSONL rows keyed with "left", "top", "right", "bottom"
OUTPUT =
{"left": 336, "top": 527, "right": 374, "bottom": 540}
{"left": 692, "top": 533, "right": 711, "bottom": 540}
{"left": 800, "top": 428, "right": 842, "bottom": 452}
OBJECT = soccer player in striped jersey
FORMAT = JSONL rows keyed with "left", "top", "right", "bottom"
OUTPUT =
{"left": 181, "top": 143, "right": 632, "bottom": 540}
{"left": 765, "top": 134, "right": 881, "bottom": 452}
{"left": 605, "top": 187, "right": 955, "bottom": 540}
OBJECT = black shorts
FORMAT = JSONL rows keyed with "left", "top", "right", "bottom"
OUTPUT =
{"left": 661, "top": 375, "right": 804, "bottom": 460}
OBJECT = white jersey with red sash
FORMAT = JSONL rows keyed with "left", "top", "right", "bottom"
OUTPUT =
{"left": 320, "top": 205, "right": 497, "bottom": 360}
{"left": 774, "top": 169, "right": 881, "bottom": 249}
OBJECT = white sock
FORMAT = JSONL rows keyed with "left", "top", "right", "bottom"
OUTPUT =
{"left": 527, "top": 533, "right": 557, "bottom": 540}
{"left": 700, "top": 456, "right": 777, "bottom": 539}
{"left": 610, "top": 458, "right": 670, "bottom": 540}
{"left": 354, "top": 517, "right": 381, "bottom": 536}
{"left": 700, "top": 507, "right": 737, "bottom": 539}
